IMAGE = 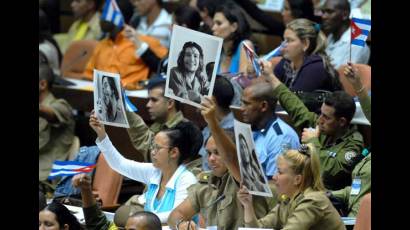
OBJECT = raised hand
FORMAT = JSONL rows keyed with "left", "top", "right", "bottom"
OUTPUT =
{"left": 72, "top": 173, "right": 92, "bottom": 191}
{"left": 237, "top": 185, "right": 253, "bottom": 208}
{"left": 301, "top": 125, "right": 320, "bottom": 143}
{"left": 89, "top": 110, "right": 107, "bottom": 140}
{"left": 344, "top": 62, "right": 363, "bottom": 92}
{"left": 123, "top": 24, "right": 141, "bottom": 48}
{"left": 200, "top": 96, "right": 218, "bottom": 126}
{"left": 259, "top": 59, "right": 281, "bottom": 88}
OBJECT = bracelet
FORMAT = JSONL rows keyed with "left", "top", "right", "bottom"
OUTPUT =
{"left": 355, "top": 85, "right": 365, "bottom": 94}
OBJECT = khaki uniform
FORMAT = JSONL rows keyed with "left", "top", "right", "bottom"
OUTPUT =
{"left": 125, "top": 111, "right": 185, "bottom": 162}
{"left": 246, "top": 188, "right": 346, "bottom": 230}
{"left": 188, "top": 172, "right": 274, "bottom": 229}
{"left": 39, "top": 93, "right": 75, "bottom": 181}
{"left": 273, "top": 84, "right": 364, "bottom": 190}
{"left": 332, "top": 152, "right": 371, "bottom": 217}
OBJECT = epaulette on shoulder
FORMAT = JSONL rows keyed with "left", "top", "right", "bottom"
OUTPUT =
{"left": 197, "top": 171, "right": 212, "bottom": 184}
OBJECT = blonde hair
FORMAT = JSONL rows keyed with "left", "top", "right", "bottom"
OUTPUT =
{"left": 279, "top": 143, "right": 324, "bottom": 191}
{"left": 286, "top": 18, "right": 342, "bottom": 90}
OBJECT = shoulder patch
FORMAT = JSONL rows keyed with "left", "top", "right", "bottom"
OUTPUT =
{"left": 197, "top": 171, "right": 211, "bottom": 184}
{"left": 272, "top": 122, "right": 283, "bottom": 135}
{"left": 345, "top": 151, "right": 358, "bottom": 164}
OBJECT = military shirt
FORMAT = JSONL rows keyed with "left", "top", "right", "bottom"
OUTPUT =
{"left": 273, "top": 84, "right": 364, "bottom": 190}
{"left": 39, "top": 93, "right": 75, "bottom": 181}
{"left": 332, "top": 152, "right": 371, "bottom": 217}
{"left": 247, "top": 188, "right": 346, "bottom": 230}
{"left": 126, "top": 111, "right": 185, "bottom": 162}
{"left": 188, "top": 172, "right": 273, "bottom": 229}
{"left": 83, "top": 203, "right": 118, "bottom": 230}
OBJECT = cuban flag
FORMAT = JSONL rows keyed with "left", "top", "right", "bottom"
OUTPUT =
{"left": 351, "top": 18, "right": 371, "bottom": 47}
{"left": 122, "top": 90, "right": 138, "bottom": 112}
{"left": 48, "top": 161, "right": 96, "bottom": 179}
{"left": 242, "top": 42, "right": 261, "bottom": 77}
{"left": 262, "top": 41, "right": 286, "bottom": 61}
{"left": 101, "top": 0, "right": 124, "bottom": 28}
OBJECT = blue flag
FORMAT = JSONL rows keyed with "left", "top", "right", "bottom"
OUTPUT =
{"left": 351, "top": 18, "right": 371, "bottom": 47}
{"left": 101, "top": 0, "right": 124, "bottom": 28}
{"left": 262, "top": 41, "right": 286, "bottom": 61}
{"left": 242, "top": 42, "right": 261, "bottom": 77}
{"left": 48, "top": 161, "right": 96, "bottom": 179}
{"left": 122, "top": 90, "right": 138, "bottom": 112}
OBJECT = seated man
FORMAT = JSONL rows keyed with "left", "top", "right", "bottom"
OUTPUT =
{"left": 72, "top": 173, "right": 162, "bottom": 230}
{"left": 240, "top": 82, "right": 300, "bottom": 179}
{"left": 260, "top": 60, "right": 364, "bottom": 191}
{"left": 39, "top": 62, "right": 75, "bottom": 192}
{"left": 321, "top": 0, "right": 370, "bottom": 69}
{"left": 82, "top": 0, "right": 168, "bottom": 90}
{"left": 168, "top": 129, "right": 274, "bottom": 229}
{"left": 54, "top": 0, "right": 103, "bottom": 53}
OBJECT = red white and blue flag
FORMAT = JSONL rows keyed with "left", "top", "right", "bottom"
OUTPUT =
{"left": 122, "top": 90, "right": 138, "bottom": 112}
{"left": 243, "top": 42, "right": 261, "bottom": 77}
{"left": 101, "top": 0, "right": 124, "bottom": 28}
{"left": 48, "top": 161, "right": 96, "bottom": 179}
{"left": 351, "top": 18, "right": 371, "bottom": 47}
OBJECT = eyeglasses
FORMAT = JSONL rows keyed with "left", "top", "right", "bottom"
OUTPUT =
{"left": 150, "top": 143, "right": 171, "bottom": 155}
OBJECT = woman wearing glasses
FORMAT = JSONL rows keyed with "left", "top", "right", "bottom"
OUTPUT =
{"left": 89, "top": 111, "right": 201, "bottom": 223}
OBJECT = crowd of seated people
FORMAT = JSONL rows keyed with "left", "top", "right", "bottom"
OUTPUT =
{"left": 39, "top": 0, "right": 371, "bottom": 229}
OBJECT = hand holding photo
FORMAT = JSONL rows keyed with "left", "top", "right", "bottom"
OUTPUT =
{"left": 93, "top": 69, "right": 129, "bottom": 128}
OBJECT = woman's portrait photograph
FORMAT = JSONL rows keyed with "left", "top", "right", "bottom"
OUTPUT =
{"left": 165, "top": 25, "right": 223, "bottom": 108}
{"left": 234, "top": 120, "right": 272, "bottom": 197}
{"left": 93, "top": 70, "right": 129, "bottom": 128}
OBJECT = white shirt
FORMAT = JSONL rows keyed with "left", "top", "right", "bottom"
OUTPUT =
{"left": 325, "top": 27, "right": 370, "bottom": 69}
{"left": 95, "top": 135, "right": 197, "bottom": 223}
{"left": 137, "top": 9, "right": 172, "bottom": 48}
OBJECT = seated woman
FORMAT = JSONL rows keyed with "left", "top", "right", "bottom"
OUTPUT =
{"left": 238, "top": 144, "right": 345, "bottom": 230}
{"left": 274, "top": 18, "right": 342, "bottom": 92}
{"left": 89, "top": 112, "right": 200, "bottom": 223}
{"left": 39, "top": 201, "right": 83, "bottom": 230}
{"left": 212, "top": 2, "right": 253, "bottom": 74}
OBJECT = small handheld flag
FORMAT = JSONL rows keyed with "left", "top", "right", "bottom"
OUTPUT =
{"left": 351, "top": 18, "right": 371, "bottom": 47}
{"left": 101, "top": 0, "right": 124, "bottom": 28}
{"left": 123, "top": 90, "right": 138, "bottom": 112}
{"left": 242, "top": 42, "right": 261, "bottom": 77}
{"left": 48, "top": 161, "right": 96, "bottom": 179}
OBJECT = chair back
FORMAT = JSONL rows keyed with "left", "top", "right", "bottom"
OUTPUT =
{"left": 338, "top": 64, "right": 371, "bottom": 96}
{"left": 92, "top": 153, "right": 123, "bottom": 207}
{"left": 353, "top": 193, "right": 371, "bottom": 230}
{"left": 66, "top": 136, "right": 80, "bottom": 161}
{"left": 61, "top": 40, "right": 98, "bottom": 78}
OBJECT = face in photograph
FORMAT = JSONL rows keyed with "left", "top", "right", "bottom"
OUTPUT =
{"left": 184, "top": 46, "right": 200, "bottom": 73}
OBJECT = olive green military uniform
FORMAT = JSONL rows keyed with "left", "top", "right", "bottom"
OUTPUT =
{"left": 246, "top": 188, "right": 346, "bottom": 230}
{"left": 83, "top": 204, "right": 118, "bottom": 230}
{"left": 332, "top": 152, "right": 371, "bottom": 217}
{"left": 273, "top": 84, "right": 364, "bottom": 190}
{"left": 39, "top": 93, "right": 75, "bottom": 181}
{"left": 188, "top": 171, "right": 274, "bottom": 229}
{"left": 125, "top": 111, "right": 186, "bottom": 162}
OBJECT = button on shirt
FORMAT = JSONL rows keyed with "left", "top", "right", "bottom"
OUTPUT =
{"left": 326, "top": 27, "right": 370, "bottom": 69}
{"left": 253, "top": 117, "right": 300, "bottom": 177}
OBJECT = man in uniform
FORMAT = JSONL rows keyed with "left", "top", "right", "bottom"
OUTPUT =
{"left": 39, "top": 62, "right": 75, "bottom": 193}
{"left": 168, "top": 131, "right": 274, "bottom": 230}
{"left": 240, "top": 82, "right": 300, "bottom": 179}
{"left": 261, "top": 60, "right": 364, "bottom": 190}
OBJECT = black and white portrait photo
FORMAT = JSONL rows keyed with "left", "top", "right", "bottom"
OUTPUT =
{"left": 93, "top": 70, "right": 129, "bottom": 128}
{"left": 234, "top": 120, "right": 272, "bottom": 197}
{"left": 165, "top": 25, "right": 223, "bottom": 108}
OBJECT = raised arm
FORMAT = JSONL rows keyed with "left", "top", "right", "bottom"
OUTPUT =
{"left": 344, "top": 62, "right": 371, "bottom": 123}
{"left": 89, "top": 111, "right": 155, "bottom": 183}
{"left": 200, "top": 97, "right": 241, "bottom": 182}
{"left": 260, "top": 60, "right": 318, "bottom": 130}
{"left": 72, "top": 173, "right": 113, "bottom": 230}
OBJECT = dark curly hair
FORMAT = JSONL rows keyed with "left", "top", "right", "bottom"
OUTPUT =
{"left": 177, "top": 41, "right": 204, "bottom": 76}
{"left": 41, "top": 201, "right": 83, "bottom": 230}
